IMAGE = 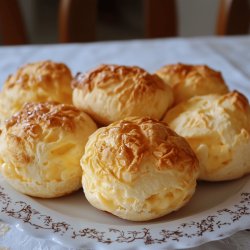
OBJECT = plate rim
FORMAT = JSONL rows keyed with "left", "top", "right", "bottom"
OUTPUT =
{"left": 0, "top": 177, "right": 249, "bottom": 249}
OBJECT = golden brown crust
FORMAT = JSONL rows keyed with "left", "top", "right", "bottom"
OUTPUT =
{"left": 218, "top": 90, "right": 249, "bottom": 112}
{"left": 5, "top": 60, "right": 72, "bottom": 90}
{"left": 72, "top": 64, "right": 173, "bottom": 125}
{"left": 0, "top": 61, "right": 73, "bottom": 125}
{"left": 156, "top": 63, "right": 228, "bottom": 105}
{"left": 90, "top": 117, "right": 198, "bottom": 176}
{"left": 72, "top": 64, "right": 165, "bottom": 92}
{"left": 6, "top": 102, "right": 82, "bottom": 137}
{"left": 157, "top": 63, "right": 193, "bottom": 82}
{"left": 156, "top": 63, "right": 225, "bottom": 87}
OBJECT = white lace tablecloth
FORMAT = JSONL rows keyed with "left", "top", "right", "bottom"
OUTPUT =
{"left": 0, "top": 36, "right": 249, "bottom": 249}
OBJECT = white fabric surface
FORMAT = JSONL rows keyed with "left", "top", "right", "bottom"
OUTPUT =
{"left": 0, "top": 36, "right": 249, "bottom": 249}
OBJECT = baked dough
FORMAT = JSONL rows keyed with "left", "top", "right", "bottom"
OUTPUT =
{"left": 81, "top": 117, "right": 199, "bottom": 221}
{"left": 0, "top": 61, "right": 73, "bottom": 122}
{"left": 164, "top": 91, "right": 250, "bottom": 181}
{"left": 156, "top": 63, "right": 228, "bottom": 104}
{"left": 0, "top": 102, "right": 97, "bottom": 198}
{"left": 72, "top": 64, "right": 173, "bottom": 125}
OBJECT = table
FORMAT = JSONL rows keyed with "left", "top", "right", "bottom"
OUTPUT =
{"left": 0, "top": 36, "right": 249, "bottom": 249}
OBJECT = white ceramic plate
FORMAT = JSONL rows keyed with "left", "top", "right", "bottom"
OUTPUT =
{"left": 0, "top": 174, "right": 249, "bottom": 249}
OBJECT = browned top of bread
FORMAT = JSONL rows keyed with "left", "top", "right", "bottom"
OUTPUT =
{"left": 218, "top": 90, "right": 249, "bottom": 112}
{"left": 5, "top": 60, "right": 72, "bottom": 90}
{"left": 89, "top": 117, "right": 198, "bottom": 174}
{"left": 72, "top": 64, "right": 165, "bottom": 93}
{"left": 156, "top": 63, "right": 225, "bottom": 88}
{"left": 6, "top": 102, "right": 82, "bottom": 137}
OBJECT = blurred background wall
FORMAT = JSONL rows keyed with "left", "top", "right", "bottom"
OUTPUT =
{"left": 14, "top": 0, "right": 249, "bottom": 44}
